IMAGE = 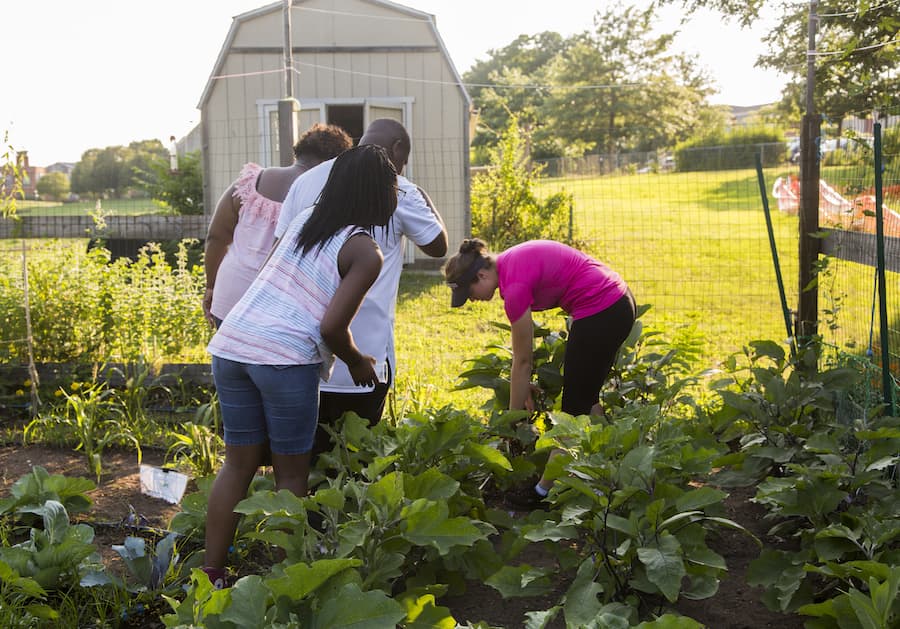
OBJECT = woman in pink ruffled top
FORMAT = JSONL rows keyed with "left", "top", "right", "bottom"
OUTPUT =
{"left": 202, "top": 124, "right": 352, "bottom": 327}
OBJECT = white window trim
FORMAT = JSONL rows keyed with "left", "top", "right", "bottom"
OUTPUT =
{"left": 256, "top": 100, "right": 279, "bottom": 168}
{"left": 258, "top": 97, "right": 413, "bottom": 167}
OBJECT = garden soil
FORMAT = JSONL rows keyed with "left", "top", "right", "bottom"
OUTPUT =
{"left": 0, "top": 444, "right": 804, "bottom": 629}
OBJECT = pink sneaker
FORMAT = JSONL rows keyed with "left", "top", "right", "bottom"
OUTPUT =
{"left": 201, "top": 567, "right": 229, "bottom": 590}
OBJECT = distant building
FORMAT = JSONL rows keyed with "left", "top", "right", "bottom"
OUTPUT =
{"left": 13, "top": 152, "right": 45, "bottom": 200}
{"left": 46, "top": 162, "right": 76, "bottom": 177}
{"left": 198, "top": 0, "right": 473, "bottom": 264}
{"left": 727, "top": 104, "right": 772, "bottom": 127}
{"left": 843, "top": 113, "right": 900, "bottom": 136}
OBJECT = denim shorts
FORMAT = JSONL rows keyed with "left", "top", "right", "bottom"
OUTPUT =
{"left": 211, "top": 356, "right": 320, "bottom": 455}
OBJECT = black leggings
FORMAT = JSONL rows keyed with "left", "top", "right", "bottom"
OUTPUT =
{"left": 561, "top": 290, "right": 636, "bottom": 416}
{"left": 312, "top": 359, "right": 392, "bottom": 460}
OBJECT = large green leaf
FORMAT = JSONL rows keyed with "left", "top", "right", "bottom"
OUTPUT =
{"left": 403, "top": 468, "right": 460, "bottom": 502}
{"left": 619, "top": 446, "right": 655, "bottom": 487}
{"left": 747, "top": 550, "right": 806, "bottom": 611}
{"left": 685, "top": 546, "right": 727, "bottom": 571}
{"left": 399, "top": 592, "right": 456, "bottom": 629}
{"left": 111, "top": 536, "right": 151, "bottom": 585}
{"left": 234, "top": 489, "right": 306, "bottom": 517}
{"left": 362, "top": 455, "right": 400, "bottom": 480}
{"left": 266, "top": 559, "right": 362, "bottom": 602}
{"left": 637, "top": 533, "right": 686, "bottom": 603}
{"left": 22, "top": 500, "right": 70, "bottom": 545}
{"left": 846, "top": 587, "right": 883, "bottom": 629}
{"left": 524, "top": 607, "right": 561, "bottom": 629}
{"left": 0, "top": 560, "right": 47, "bottom": 598}
{"left": 463, "top": 441, "right": 514, "bottom": 471}
{"left": 856, "top": 427, "right": 900, "bottom": 440}
{"left": 680, "top": 573, "right": 720, "bottom": 600}
{"left": 675, "top": 487, "right": 728, "bottom": 512}
{"left": 401, "top": 500, "right": 488, "bottom": 554}
{"left": 523, "top": 520, "right": 579, "bottom": 542}
{"left": 220, "top": 575, "right": 270, "bottom": 629}
{"left": 312, "top": 487, "right": 345, "bottom": 510}
{"left": 485, "top": 565, "right": 553, "bottom": 598}
{"left": 367, "top": 473, "right": 405, "bottom": 511}
{"left": 311, "top": 583, "right": 405, "bottom": 629}
{"left": 636, "top": 614, "right": 705, "bottom": 628}
{"left": 563, "top": 558, "right": 604, "bottom": 627}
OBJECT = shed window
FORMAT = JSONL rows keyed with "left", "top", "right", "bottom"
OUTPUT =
{"left": 257, "top": 97, "right": 412, "bottom": 167}
{"left": 326, "top": 105, "right": 364, "bottom": 144}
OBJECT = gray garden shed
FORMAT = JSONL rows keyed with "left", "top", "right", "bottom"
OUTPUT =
{"left": 198, "top": 0, "right": 473, "bottom": 264}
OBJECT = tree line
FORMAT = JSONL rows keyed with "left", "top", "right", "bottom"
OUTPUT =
{"left": 36, "top": 139, "right": 203, "bottom": 215}
{"left": 464, "top": 0, "right": 900, "bottom": 162}
{"left": 45, "top": 1, "right": 899, "bottom": 207}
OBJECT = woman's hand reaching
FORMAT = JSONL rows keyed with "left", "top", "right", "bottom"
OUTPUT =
{"left": 524, "top": 382, "right": 543, "bottom": 413}
{"left": 202, "top": 288, "right": 216, "bottom": 329}
{"left": 348, "top": 354, "right": 379, "bottom": 387}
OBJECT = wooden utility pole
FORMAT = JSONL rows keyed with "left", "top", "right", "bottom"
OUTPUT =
{"left": 278, "top": 0, "right": 298, "bottom": 166}
{"left": 797, "top": 0, "right": 820, "bottom": 344}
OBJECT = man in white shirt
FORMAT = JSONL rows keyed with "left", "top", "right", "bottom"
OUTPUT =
{"left": 275, "top": 118, "right": 448, "bottom": 457}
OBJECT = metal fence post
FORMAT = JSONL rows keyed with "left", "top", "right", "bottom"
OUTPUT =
{"left": 872, "top": 122, "right": 895, "bottom": 412}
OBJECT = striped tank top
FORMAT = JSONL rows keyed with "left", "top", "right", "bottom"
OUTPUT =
{"left": 207, "top": 207, "right": 369, "bottom": 368}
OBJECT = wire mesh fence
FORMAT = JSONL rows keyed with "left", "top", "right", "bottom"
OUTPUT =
{"left": 1, "top": 121, "right": 898, "bottom": 394}
{"left": 531, "top": 142, "right": 801, "bottom": 364}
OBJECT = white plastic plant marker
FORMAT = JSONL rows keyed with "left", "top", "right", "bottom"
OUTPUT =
{"left": 139, "top": 465, "right": 189, "bottom": 504}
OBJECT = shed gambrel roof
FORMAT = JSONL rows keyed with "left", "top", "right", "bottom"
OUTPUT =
{"left": 198, "top": 0, "right": 471, "bottom": 109}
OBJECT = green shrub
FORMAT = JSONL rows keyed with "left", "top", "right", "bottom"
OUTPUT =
{"left": 0, "top": 240, "right": 208, "bottom": 365}
{"left": 471, "top": 117, "right": 575, "bottom": 250}
{"left": 674, "top": 126, "right": 786, "bottom": 171}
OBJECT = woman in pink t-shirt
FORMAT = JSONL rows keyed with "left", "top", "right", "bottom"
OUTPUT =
{"left": 444, "top": 238, "right": 635, "bottom": 505}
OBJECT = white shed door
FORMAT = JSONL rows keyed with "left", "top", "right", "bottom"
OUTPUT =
{"left": 365, "top": 100, "right": 415, "bottom": 264}
{"left": 299, "top": 106, "right": 324, "bottom": 132}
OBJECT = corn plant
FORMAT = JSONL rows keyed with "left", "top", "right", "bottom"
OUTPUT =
{"left": 165, "top": 394, "right": 223, "bottom": 477}
{"left": 24, "top": 382, "right": 141, "bottom": 482}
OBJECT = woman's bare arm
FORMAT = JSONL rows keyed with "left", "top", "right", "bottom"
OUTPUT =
{"left": 508, "top": 309, "right": 535, "bottom": 411}
{"left": 320, "top": 234, "right": 383, "bottom": 386}
{"left": 203, "top": 184, "right": 240, "bottom": 324}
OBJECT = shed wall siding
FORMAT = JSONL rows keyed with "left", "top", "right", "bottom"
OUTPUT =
{"left": 202, "top": 0, "right": 469, "bottom": 262}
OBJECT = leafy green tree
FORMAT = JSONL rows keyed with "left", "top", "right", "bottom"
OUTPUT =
{"left": 133, "top": 150, "right": 203, "bottom": 215}
{"left": 70, "top": 140, "right": 167, "bottom": 198}
{"left": 540, "top": 2, "right": 718, "bottom": 155}
{"left": 471, "top": 117, "right": 573, "bottom": 250}
{"left": 125, "top": 139, "right": 168, "bottom": 185}
{"left": 70, "top": 148, "right": 99, "bottom": 196}
{"left": 655, "top": 0, "right": 900, "bottom": 119}
{"left": 465, "top": 3, "right": 721, "bottom": 159}
{"left": 464, "top": 32, "right": 569, "bottom": 161}
{"left": 35, "top": 172, "right": 70, "bottom": 201}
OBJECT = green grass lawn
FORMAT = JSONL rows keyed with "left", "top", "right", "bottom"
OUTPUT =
{"left": 393, "top": 164, "right": 895, "bottom": 412}
{"left": 14, "top": 198, "right": 167, "bottom": 216}
{"left": 533, "top": 166, "right": 802, "bottom": 362}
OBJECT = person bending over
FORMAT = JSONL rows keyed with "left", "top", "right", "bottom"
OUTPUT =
{"left": 443, "top": 238, "right": 635, "bottom": 507}
{"left": 201, "top": 145, "right": 398, "bottom": 588}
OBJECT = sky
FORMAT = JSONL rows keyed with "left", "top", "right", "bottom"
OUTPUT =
{"left": 3, "top": 0, "right": 786, "bottom": 166}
